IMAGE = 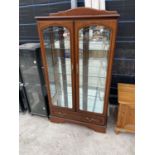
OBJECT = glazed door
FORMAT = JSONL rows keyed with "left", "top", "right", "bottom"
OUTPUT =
{"left": 38, "top": 21, "right": 75, "bottom": 112}
{"left": 75, "top": 20, "right": 117, "bottom": 115}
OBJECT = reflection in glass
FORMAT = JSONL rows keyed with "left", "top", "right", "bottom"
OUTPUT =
{"left": 79, "top": 25, "right": 111, "bottom": 113}
{"left": 43, "top": 26, "right": 72, "bottom": 108}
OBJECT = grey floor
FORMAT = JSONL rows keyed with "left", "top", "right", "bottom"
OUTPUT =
{"left": 19, "top": 110, "right": 135, "bottom": 155}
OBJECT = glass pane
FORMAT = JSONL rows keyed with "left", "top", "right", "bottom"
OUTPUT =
{"left": 25, "top": 84, "right": 47, "bottom": 115}
{"left": 19, "top": 50, "right": 47, "bottom": 115}
{"left": 79, "top": 25, "right": 111, "bottom": 113}
{"left": 43, "top": 26, "right": 72, "bottom": 108}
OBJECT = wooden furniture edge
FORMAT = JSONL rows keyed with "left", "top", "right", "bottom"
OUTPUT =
{"left": 35, "top": 7, "right": 120, "bottom": 20}
{"left": 115, "top": 127, "right": 135, "bottom": 134}
{"left": 49, "top": 7, "right": 119, "bottom": 16}
{"left": 49, "top": 116, "right": 106, "bottom": 133}
{"left": 118, "top": 83, "right": 135, "bottom": 89}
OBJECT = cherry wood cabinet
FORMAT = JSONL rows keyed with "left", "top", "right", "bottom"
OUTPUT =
{"left": 36, "top": 7, "right": 119, "bottom": 133}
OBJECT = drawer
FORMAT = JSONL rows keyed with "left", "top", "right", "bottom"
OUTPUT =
{"left": 52, "top": 109, "right": 105, "bottom": 125}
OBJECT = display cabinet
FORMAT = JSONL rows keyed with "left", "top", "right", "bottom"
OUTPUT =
{"left": 19, "top": 69, "right": 29, "bottom": 112}
{"left": 36, "top": 7, "right": 119, "bottom": 132}
{"left": 19, "top": 43, "right": 49, "bottom": 117}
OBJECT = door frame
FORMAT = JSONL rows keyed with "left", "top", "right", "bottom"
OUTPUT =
{"left": 37, "top": 20, "right": 76, "bottom": 114}
{"left": 74, "top": 19, "right": 118, "bottom": 117}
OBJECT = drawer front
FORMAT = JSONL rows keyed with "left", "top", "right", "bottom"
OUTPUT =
{"left": 52, "top": 109, "right": 105, "bottom": 125}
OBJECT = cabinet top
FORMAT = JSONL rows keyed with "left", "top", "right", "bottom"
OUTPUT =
{"left": 19, "top": 43, "right": 40, "bottom": 51}
{"left": 35, "top": 7, "right": 119, "bottom": 20}
{"left": 118, "top": 83, "right": 135, "bottom": 105}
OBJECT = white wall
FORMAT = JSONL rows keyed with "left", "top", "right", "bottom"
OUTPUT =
{"left": 85, "top": 0, "right": 105, "bottom": 10}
